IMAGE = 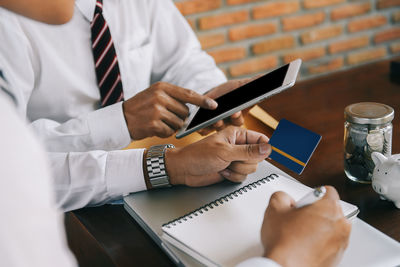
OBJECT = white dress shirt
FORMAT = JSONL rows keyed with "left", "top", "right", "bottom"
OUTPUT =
{"left": 0, "top": 0, "right": 226, "bottom": 211}
{"left": 0, "top": 80, "right": 76, "bottom": 267}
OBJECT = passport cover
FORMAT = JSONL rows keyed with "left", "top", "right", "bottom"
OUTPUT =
{"left": 269, "top": 119, "right": 321, "bottom": 174}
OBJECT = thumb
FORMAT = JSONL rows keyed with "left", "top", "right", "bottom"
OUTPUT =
{"left": 268, "top": 191, "right": 296, "bottom": 213}
{"left": 227, "top": 142, "right": 271, "bottom": 162}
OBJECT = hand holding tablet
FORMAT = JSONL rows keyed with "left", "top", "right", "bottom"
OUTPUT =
{"left": 176, "top": 59, "right": 302, "bottom": 139}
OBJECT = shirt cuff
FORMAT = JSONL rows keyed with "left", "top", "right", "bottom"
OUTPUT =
{"left": 236, "top": 257, "right": 282, "bottom": 267}
{"left": 87, "top": 102, "right": 131, "bottom": 150}
{"left": 105, "top": 148, "right": 147, "bottom": 198}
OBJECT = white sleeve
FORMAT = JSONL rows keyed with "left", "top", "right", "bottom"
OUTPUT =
{"left": 236, "top": 257, "right": 282, "bottom": 267}
{"left": 0, "top": 94, "right": 77, "bottom": 267}
{"left": 30, "top": 102, "right": 131, "bottom": 152}
{"left": 148, "top": 0, "right": 227, "bottom": 95}
{"left": 49, "top": 148, "right": 147, "bottom": 212}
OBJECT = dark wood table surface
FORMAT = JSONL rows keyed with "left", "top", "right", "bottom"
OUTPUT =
{"left": 65, "top": 58, "right": 400, "bottom": 267}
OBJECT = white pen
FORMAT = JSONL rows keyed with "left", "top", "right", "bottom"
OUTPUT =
{"left": 296, "top": 186, "right": 326, "bottom": 208}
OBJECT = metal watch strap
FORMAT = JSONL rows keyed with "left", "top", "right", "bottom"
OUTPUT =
{"left": 146, "top": 144, "right": 175, "bottom": 188}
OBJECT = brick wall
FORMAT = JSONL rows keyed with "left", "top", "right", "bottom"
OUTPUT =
{"left": 173, "top": 0, "right": 400, "bottom": 80}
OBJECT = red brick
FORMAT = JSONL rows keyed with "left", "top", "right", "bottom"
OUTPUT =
{"left": 283, "top": 47, "right": 325, "bottom": 63}
{"left": 331, "top": 3, "right": 371, "bottom": 21}
{"left": 175, "top": 0, "right": 221, "bottom": 16}
{"left": 282, "top": 12, "right": 325, "bottom": 31}
{"left": 229, "top": 23, "right": 277, "bottom": 41}
{"left": 301, "top": 25, "right": 343, "bottom": 44}
{"left": 199, "top": 10, "right": 249, "bottom": 30}
{"left": 229, "top": 56, "right": 278, "bottom": 77}
{"left": 348, "top": 15, "right": 387, "bottom": 33}
{"left": 304, "top": 0, "right": 344, "bottom": 9}
{"left": 198, "top": 33, "right": 225, "bottom": 49}
{"left": 329, "top": 36, "right": 370, "bottom": 54}
{"left": 252, "top": 36, "right": 295, "bottom": 55}
{"left": 347, "top": 47, "right": 387, "bottom": 65}
{"left": 390, "top": 42, "right": 400, "bottom": 53}
{"left": 208, "top": 47, "right": 246, "bottom": 64}
{"left": 308, "top": 58, "right": 344, "bottom": 74}
{"left": 374, "top": 27, "right": 400, "bottom": 43}
{"left": 252, "top": 1, "right": 299, "bottom": 20}
{"left": 377, "top": 0, "right": 400, "bottom": 9}
{"left": 227, "top": 0, "right": 261, "bottom": 5}
{"left": 393, "top": 11, "right": 400, "bottom": 22}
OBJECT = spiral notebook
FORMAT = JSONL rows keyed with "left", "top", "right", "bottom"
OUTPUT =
{"left": 161, "top": 173, "right": 359, "bottom": 267}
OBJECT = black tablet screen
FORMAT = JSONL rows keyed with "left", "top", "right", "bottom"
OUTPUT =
{"left": 187, "top": 63, "right": 289, "bottom": 131}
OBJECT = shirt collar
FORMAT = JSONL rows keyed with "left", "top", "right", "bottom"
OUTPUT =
{"left": 75, "top": 0, "right": 96, "bottom": 22}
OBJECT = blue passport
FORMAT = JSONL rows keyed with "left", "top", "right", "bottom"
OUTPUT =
{"left": 268, "top": 119, "right": 321, "bottom": 174}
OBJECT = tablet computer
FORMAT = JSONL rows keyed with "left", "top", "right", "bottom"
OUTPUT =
{"left": 176, "top": 59, "right": 302, "bottom": 139}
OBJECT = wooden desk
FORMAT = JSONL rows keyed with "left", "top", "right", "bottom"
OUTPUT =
{"left": 65, "top": 59, "right": 400, "bottom": 267}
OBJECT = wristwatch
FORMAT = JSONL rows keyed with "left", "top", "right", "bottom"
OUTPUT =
{"left": 146, "top": 144, "right": 175, "bottom": 188}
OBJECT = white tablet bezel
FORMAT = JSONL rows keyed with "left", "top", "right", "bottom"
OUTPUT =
{"left": 176, "top": 59, "right": 302, "bottom": 139}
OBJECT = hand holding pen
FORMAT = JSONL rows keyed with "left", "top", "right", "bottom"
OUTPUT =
{"left": 262, "top": 186, "right": 352, "bottom": 267}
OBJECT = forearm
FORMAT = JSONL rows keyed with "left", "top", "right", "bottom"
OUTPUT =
{"left": 49, "top": 148, "right": 146, "bottom": 212}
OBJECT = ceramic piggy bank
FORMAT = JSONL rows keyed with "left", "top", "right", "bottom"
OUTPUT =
{"left": 371, "top": 152, "right": 400, "bottom": 209}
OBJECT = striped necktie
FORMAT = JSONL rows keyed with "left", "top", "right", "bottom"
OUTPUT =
{"left": 0, "top": 70, "right": 17, "bottom": 105}
{"left": 91, "top": 0, "right": 124, "bottom": 107}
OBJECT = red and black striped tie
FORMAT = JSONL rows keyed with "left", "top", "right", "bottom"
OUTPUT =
{"left": 91, "top": 0, "right": 124, "bottom": 107}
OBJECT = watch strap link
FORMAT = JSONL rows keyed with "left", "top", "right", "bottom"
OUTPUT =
{"left": 146, "top": 144, "right": 175, "bottom": 188}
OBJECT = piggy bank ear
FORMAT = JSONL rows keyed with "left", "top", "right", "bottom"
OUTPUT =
{"left": 371, "top": 152, "right": 387, "bottom": 166}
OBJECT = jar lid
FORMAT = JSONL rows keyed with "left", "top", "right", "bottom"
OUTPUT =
{"left": 344, "top": 102, "right": 394, "bottom": 125}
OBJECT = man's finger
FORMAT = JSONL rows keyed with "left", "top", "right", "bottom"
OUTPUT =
{"left": 219, "top": 169, "right": 247, "bottom": 183}
{"left": 154, "top": 121, "right": 176, "bottom": 138}
{"left": 227, "top": 162, "right": 258, "bottom": 176}
{"left": 165, "top": 84, "right": 217, "bottom": 110}
{"left": 322, "top": 186, "right": 340, "bottom": 201}
{"left": 231, "top": 111, "right": 242, "bottom": 119}
{"left": 229, "top": 112, "right": 244, "bottom": 126}
{"left": 197, "top": 127, "right": 215, "bottom": 136}
{"left": 213, "top": 120, "right": 224, "bottom": 128}
{"left": 226, "top": 142, "right": 271, "bottom": 162}
{"left": 160, "top": 111, "right": 185, "bottom": 131}
{"left": 165, "top": 96, "right": 190, "bottom": 119}
{"left": 233, "top": 128, "right": 269, "bottom": 145}
{"left": 268, "top": 191, "right": 296, "bottom": 212}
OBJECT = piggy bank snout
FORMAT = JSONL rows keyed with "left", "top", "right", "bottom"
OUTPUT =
{"left": 372, "top": 180, "right": 388, "bottom": 195}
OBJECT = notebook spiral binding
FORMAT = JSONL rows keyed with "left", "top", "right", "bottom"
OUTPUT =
{"left": 162, "top": 173, "right": 279, "bottom": 228}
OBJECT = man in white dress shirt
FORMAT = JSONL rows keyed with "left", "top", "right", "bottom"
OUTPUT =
{"left": 0, "top": 0, "right": 253, "bottom": 211}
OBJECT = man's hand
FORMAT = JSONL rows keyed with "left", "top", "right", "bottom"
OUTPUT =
{"left": 198, "top": 78, "right": 257, "bottom": 135}
{"left": 165, "top": 126, "right": 271, "bottom": 187}
{"left": 123, "top": 82, "right": 217, "bottom": 140}
{"left": 261, "top": 186, "right": 351, "bottom": 267}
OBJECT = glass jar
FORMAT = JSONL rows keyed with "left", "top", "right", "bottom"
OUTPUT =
{"left": 344, "top": 102, "right": 394, "bottom": 183}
